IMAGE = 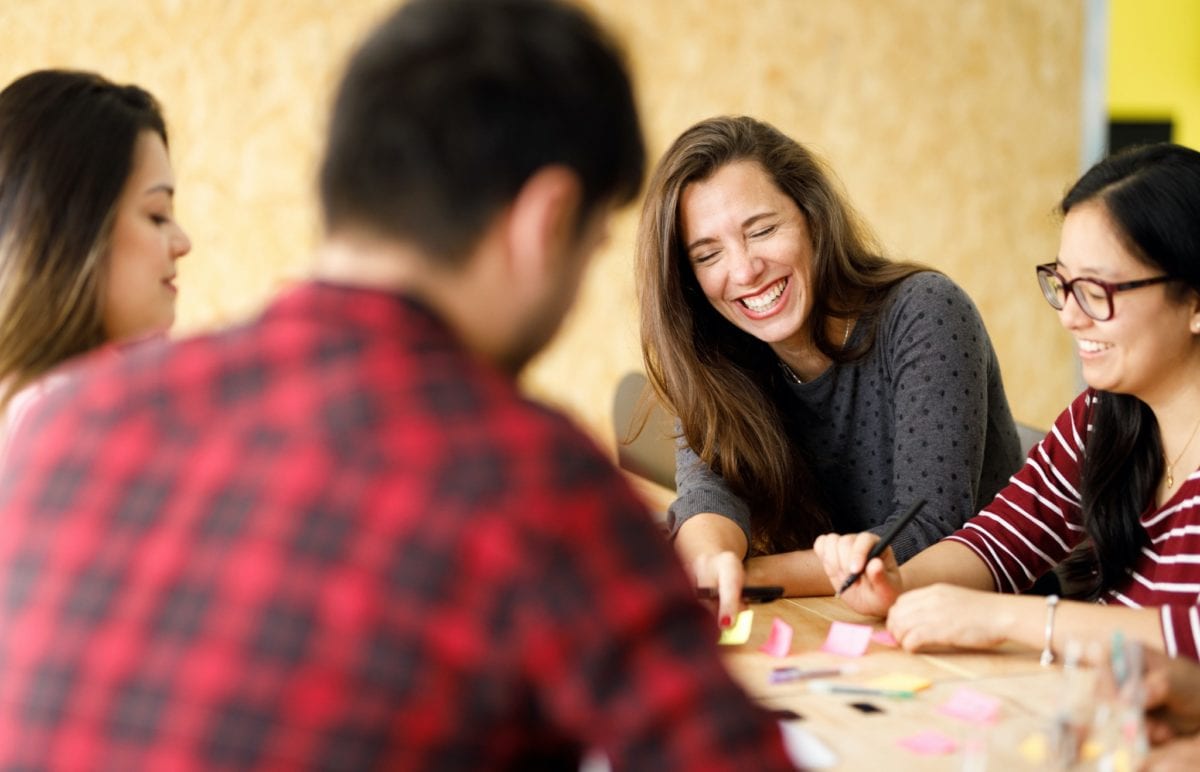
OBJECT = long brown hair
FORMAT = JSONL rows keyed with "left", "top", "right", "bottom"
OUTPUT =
{"left": 0, "top": 69, "right": 166, "bottom": 410}
{"left": 636, "top": 115, "right": 928, "bottom": 554}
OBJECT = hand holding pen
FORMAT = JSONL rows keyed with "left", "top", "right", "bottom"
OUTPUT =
{"left": 813, "top": 499, "right": 927, "bottom": 617}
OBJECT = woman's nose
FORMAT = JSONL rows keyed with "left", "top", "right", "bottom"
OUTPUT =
{"left": 728, "top": 244, "right": 764, "bottom": 285}
{"left": 1057, "top": 289, "right": 1092, "bottom": 330}
{"left": 171, "top": 222, "right": 192, "bottom": 259}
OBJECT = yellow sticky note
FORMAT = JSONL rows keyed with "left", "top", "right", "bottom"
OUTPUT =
{"left": 867, "top": 673, "right": 932, "bottom": 693}
{"left": 1018, "top": 733, "right": 1047, "bottom": 764}
{"left": 718, "top": 609, "right": 754, "bottom": 645}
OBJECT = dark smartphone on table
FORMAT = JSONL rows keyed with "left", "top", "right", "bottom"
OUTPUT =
{"left": 695, "top": 585, "right": 784, "bottom": 603}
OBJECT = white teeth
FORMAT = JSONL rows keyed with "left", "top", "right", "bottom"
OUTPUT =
{"left": 741, "top": 279, "right": 785, "bottom": 312}
{"left": 1078, "top": 340, "right": 1111, "bottom": 353}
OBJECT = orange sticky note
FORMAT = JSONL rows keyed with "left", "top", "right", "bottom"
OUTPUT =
{"left": 867, "top": 673, "right": 932, "bottom": 693}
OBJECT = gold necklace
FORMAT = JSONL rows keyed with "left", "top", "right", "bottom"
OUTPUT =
{"left": 778, "top": 320, "right": 853, "bottom": 385}
{"left": 1165, "top": 417, "right": 1200, "bottom": 489}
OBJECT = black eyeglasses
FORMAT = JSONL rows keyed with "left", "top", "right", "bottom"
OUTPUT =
{"left": 1035, "top": 263, "right": 1173, "bottom": 321}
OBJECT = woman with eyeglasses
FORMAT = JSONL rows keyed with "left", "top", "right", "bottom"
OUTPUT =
{"left": 815, "top": 142, "right": 1200, "bottom": 662}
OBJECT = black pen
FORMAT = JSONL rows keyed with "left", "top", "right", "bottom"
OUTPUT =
{"left": 836, "top": 499, "right": 927, "bottom": 596}
{"left": 696, "top": 585, "right": 784, "bottom": 603}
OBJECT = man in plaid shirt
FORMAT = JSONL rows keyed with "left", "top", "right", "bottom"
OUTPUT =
{"left": 0, "top": 0, "right": 795, "bottom": 769}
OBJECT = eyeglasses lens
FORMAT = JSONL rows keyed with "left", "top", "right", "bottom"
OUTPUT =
{"left": 1037, "top": 268, "right": 1111, "bottom": 321}
{"left": 1038, "top": 269, "right": 1065, "bottom": 310}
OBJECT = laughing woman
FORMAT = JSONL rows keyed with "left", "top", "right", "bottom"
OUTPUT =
{"left": 636, "top": 115, "right": 1022, "bottom": 625}
{"left": 816, "top": 143, "right": 1200, "bottom": 662}
{"left": 0, "top": 69, "right": 191, "bottom": 436}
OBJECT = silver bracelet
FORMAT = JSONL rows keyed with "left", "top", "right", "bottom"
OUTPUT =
{"left": 1040, "top": 594, "right": 1060, "bottom": 666}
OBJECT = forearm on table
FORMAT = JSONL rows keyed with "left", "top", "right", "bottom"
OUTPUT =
{"left": 898, "top": 540, "right": 997, "bottom": 592}
{"left": 991, "top": 596, "right": 1165, "bottom": 655}
{"left": 674, "top": 513, "right": 749, "bottom": 565}
{"left": 745, "top": 550, "right": 833, "bottom": 596}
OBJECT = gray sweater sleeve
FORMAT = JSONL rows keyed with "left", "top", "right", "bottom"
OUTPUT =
{"left": 667, "top": 439, "right": 751, "bottom": 545}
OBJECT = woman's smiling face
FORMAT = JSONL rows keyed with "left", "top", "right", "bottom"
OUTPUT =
{"left": 103, "top": 130, "right": 191, "bottom": 342}
{"left": 1055, "top": 199, "right": 1199, "bottom": 402}
{"left": 680, "top": 159, "right": 817, "bottom": 353}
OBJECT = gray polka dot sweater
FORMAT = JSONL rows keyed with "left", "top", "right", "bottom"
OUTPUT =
{"left": 669, "top": 272, "right": 1023, "bottom": 562}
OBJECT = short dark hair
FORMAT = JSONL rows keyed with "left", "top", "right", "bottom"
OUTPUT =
{"left": 319, "top": 0, "right": 645, "bottom": 265}
{"left": 0, "top": 69, "right": 166, "bottom": 408}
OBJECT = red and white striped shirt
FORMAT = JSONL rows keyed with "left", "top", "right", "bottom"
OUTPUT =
{"left": 947, "top": 389, "right": 1200, "bottom": 659}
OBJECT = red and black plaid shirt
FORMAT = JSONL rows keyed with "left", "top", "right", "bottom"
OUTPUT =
{"left": 0, "top": 282, "right": 793, "bottom": 771}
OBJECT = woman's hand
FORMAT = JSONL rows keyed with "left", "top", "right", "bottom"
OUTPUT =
{"left": 813, "top": 531, "right": 902, "bottom": 618}
{"left": 1137, "top": 649, "right": 1200, "bottom": 744}
{"left": 690, "top": 550, "right": 745, "bottom": 629}
{"left": 1143, "top": 735, "right": 1200, "bottom": 771}
{"left": 886, "top": 584, "right": 1008, "bottom": 652}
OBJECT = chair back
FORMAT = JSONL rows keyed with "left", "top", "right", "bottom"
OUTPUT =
{"left": 612, "top": 371, "right": 677, "bottom": 491}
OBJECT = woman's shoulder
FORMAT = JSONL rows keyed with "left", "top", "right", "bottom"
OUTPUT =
{"left": 0, "top": 371, "right": 72, "bottom": 447}
{"left": 880, "top": 270, "right": 982, "bottom": 329}
{"left": 889, "top": 270, "right": 972, "bottom": 307}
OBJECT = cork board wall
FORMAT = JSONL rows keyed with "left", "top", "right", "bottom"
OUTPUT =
{"left": 0, "top": 0, "right": 1082, "bottom": 456}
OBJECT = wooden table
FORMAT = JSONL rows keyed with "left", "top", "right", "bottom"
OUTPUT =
{"left": 721, "top": 596, "right": 1095, "bottom": 770}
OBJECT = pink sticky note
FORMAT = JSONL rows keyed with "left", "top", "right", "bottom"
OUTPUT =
{"left": 871, "top": 629, "right": 898, "bottom": 647}
{"left": 898, "top": 729, "right": 959, "bottom": 755}
{"left": 759, "top": 617, "right": 794, "bottom": 657}
{"left": 938, "top": 686, "right": 1002, "bottom": 725}
{"left": 820, "top": 621, "right": 873, "bottom": 657}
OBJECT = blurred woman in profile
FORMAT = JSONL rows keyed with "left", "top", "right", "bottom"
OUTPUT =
{"left": 0, "top": 69, "right": 191, "bottom": 435}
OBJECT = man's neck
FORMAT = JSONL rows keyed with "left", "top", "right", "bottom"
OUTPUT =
{"left": 312, "top": 231, "right": 429, "bottom": 294}
{"left": 312, "top": 230, "right": 516, "bottom": 375}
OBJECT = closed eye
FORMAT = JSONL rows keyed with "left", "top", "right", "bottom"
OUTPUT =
{"left": 749, "top": 225, "right": 777, "bottom": 239}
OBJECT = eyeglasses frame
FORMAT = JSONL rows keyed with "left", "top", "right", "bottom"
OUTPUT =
{"left": 1035, "top": 262, "right": 1173, "bottom": 322}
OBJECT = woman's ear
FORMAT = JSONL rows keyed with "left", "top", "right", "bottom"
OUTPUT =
{"left": 1188, "top": 288, "right": 1200, "bottom": 334}
{"left": 504, "top": 165, "right": 583, "bottom": 283}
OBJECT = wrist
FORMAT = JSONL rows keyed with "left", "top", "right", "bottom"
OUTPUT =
{"left": 743, "top": 555, "right": 767, "bottom": 586}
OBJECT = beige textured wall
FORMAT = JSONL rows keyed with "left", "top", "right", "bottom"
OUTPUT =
{"left": 0, "top": 0, "right": 1081, "bottom": 456}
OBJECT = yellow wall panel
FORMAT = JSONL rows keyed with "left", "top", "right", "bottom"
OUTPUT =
{"left": 1109, "top": 0, "right": 1200, "bottom": 149}
{"left": 0, "top": 0, "right": 1082, "bottom": 459}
